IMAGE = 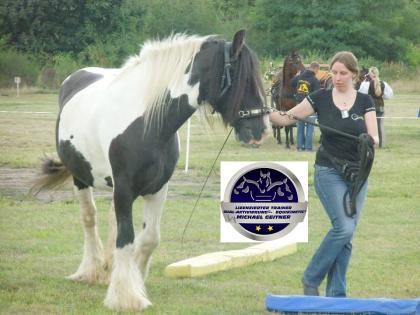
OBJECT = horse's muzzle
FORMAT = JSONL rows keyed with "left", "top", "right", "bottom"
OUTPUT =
{"left": 236, "top": 128, "right": 267, "bottom": 148}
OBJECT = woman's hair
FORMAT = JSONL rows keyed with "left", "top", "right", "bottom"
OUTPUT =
{"left": 329, "top": 51, "right": 359, "bottom": 79}
{"left": 368, "top": 66, "right": 382, "bottom": 97}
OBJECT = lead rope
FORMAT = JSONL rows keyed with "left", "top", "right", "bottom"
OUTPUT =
{"left": 275, "top": 109, "right": 374, "bottom": 218}
{"left": 275, "top": 109, "right": 358, "bottom": 141}
{"left": 181, "top": 127, "right": 234, "bottom": 245}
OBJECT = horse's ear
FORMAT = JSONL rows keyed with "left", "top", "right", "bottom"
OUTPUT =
{"left": 232, "top": 29, "right": 246, "bottom": 59}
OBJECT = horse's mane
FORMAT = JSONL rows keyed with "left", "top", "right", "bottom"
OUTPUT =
{"left": 120, "top": 33, "right": 265, "bottom": 131}
{"left": 205, "top": 41, "right": 266, "bottom": 126}
{"left": 121, "top": 33, "right": 212, "bottom": 131}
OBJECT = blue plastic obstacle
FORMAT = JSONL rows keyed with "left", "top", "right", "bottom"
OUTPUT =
{"left": 266, "top": 294, "right": 420, "bottom": 315}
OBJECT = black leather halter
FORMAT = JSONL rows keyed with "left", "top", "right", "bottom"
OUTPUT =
{"left": 239, "top": 107, "right": 273, "bottom": 118}
{"left": 219, "top": 42, "right": 233, "bottom": 98}
{"left": 219, "top": 41, "right": 272, "bottom": 119}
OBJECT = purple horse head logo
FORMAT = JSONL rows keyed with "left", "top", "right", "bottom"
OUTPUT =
{"left": 233, "top": 171, "right": 294, "bottom": 201}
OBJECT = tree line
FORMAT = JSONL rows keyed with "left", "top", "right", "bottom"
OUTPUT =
{"left": 1, "top": 0, "right": 419, "bottom": 87}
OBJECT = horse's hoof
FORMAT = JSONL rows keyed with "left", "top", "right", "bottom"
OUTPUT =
{"left": 104, "top": 288, "right": 152, "bottom": 311}
{"left": 66, "top": 268, "right": 108, "bottom": 284}
{"left": 103, "top": 257, "right": 113, "bottom": 272}
{"left": 241, "top": 143, "right": 260, "bottom": 149}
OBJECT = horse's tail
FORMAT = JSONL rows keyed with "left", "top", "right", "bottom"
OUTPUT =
{"left": 29, "top": 155, "right": 72, "bottom": 196}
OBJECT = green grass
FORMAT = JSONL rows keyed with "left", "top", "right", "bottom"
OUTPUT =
{"left": 0, "top": 92, "right": 419, "bottom": 314}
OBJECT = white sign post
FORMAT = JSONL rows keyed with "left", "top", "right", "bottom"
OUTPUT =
{"left": 14, "top": 76, "right": 21, "bottom": 97}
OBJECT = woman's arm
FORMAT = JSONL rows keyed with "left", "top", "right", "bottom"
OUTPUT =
{"left": 365, "top": 111, "right": 379, "bottom": 145}
{"left": 269, "top": 98, "right": 315, "bottom": 127}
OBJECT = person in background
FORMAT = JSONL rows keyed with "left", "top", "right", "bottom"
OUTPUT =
{"left": 358, "top": 66, "right": 393, "bottom": 148}
{"left": 291, "top": 62, "right": 321, "bottom": 151}
{"left": 316, "top": 67, "right": 332, "bottom": 89}
{"left": 270, "top": 51, "right": 378, "bottom": 297}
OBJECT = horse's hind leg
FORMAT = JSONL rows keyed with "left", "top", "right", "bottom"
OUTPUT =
{"left": 67, "top": 183, "right": 105, "bottom": 283}
{"left": 104, "top": 182, "right": 151, "bottom": 311}
{"left": 134, "top": 183, "right": 168, "bottom": 280}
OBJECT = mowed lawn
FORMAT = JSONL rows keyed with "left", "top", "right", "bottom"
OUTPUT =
{"left": 0, "top": 91, "right": 419, "bottom": 314}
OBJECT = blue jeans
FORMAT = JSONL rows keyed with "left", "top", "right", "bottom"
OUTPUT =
{"left": 297, "top": 116, "right": 316, "bottom": 150}
{"left": 303, "top": 165, "right": 368, "bottom": 297}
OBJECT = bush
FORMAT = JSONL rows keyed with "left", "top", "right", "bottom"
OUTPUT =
{"left": 52, "top": 54, "right": 83, "bottom": 87}
{"left": 0, "top": 49, "right": 40, "bottom": 88}
{"left": 37, "top": 54, "right": 85, "bottom": 89}
{"left": 38, "top": 67, "right": 57, "bottom": 89}
{"left": 405, "top": 43, "right": 420, "bottom": 68}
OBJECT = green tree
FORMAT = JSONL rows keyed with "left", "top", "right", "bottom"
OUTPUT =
{"left": 0, "top": 0, "right": 125, "bottom": 55}
{"left": 1, "top": 0, "right": 420, "bottom": 70}
{"left": 249, "top": 0, "right": 420, "bottom": 63}
{"left": 138, "top": 0, "right": 219, "bottom": 38}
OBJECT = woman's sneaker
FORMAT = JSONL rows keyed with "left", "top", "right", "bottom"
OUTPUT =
{"left": 302, "top": 278, "right": 319, "bottom": 296}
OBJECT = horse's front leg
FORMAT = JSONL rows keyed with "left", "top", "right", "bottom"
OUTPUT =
{"left": 278, "top": 127, "right": 282, "bottom": 144}
{"left": 290, "top": 124, "right": 295, "bottom": 145}
{"left": 67, "top": 184, "right": 106, "bottom": 283}
{"left": 272, "top": 125, "right": 277, "bottom": 142}
{"left": 135, "top": 183, "right": 168, "bottom": 280}
{"left": 104, "top": 183, "right": 151, "bottom": 311}
{"left": 285, "top": 126, "right": 290, "bottom": 149}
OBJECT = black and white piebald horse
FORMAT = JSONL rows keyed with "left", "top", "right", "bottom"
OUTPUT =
{"left": 31, "top": 30, "right": 268, "bottom": 311}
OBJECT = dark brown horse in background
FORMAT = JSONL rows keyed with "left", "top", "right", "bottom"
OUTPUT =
{"left": 271, "top": 51, "right": 305, "bottom": 148}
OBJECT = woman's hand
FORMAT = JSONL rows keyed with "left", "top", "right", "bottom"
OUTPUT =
{"left": 364, "top": 111, "right": 379, "bottom": 145}
{"left": 269, "top": 98, "right": 315, "bottom": 127}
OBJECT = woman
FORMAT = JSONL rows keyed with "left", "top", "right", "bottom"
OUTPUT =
{"left": 358, "top": 66, "right": 393, "bottom": 148}
{"left": 270, "top": 51, "right": 378, "bottom": 297}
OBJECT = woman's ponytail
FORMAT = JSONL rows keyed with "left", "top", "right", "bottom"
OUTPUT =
{"left": 369, "top": 67, "right": 382, "bottom": 97}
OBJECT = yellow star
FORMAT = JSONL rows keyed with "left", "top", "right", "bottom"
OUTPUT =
{"left": 268, "top": 225, "right": 273, "bottom": 232}
{"left": 256, "top": 225, "right": 261, "bottom": 232}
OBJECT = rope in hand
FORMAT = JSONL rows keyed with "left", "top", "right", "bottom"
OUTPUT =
{"left": 180, "top": 108, "right": 375, "bottom": 245}
{"left": 344, "top": 133, "right": 375, "bottom": 217}
{"left": 274, "top": 109, "right": 375, "bottom": 217}
{"left": 181, "top": 127, "right": 234, "bottom": 245}
{"left": 275, "top": 109, "right": 358, "bottom": 141}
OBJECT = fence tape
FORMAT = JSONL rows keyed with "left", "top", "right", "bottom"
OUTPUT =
{"left": 0, "top": 110, "right": 419, "bottom": 120}
{"left": 0, "top": 110, "right": 54, "bottom": 114}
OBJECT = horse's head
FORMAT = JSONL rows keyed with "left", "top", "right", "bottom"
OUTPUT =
{"left": 189, "top": 30, "right": 268, "bottom": 148}
{"left": 284, "top": 51, "right": 304, "bottom": 78}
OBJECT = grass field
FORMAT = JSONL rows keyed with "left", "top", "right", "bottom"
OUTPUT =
{"left": 0, "top": 91, "right": 419, "bottom": 314}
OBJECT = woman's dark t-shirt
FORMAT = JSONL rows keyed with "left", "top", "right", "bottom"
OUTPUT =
{"left": 307, "top": 89, "right": 375, "bottom": 167}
